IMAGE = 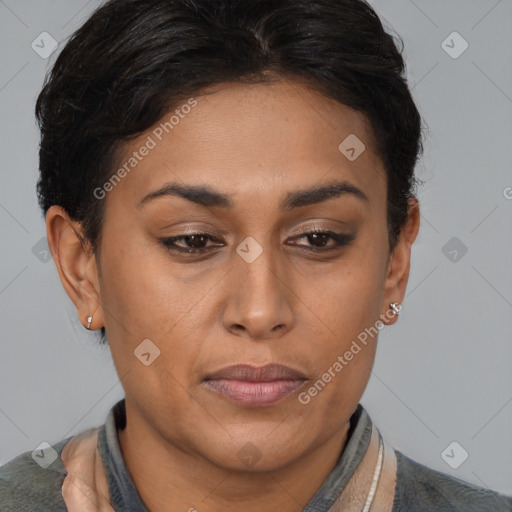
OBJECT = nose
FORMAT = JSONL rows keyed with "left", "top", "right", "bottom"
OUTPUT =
{"left": 221, "top": 239, "right": 295, "bottom": 341}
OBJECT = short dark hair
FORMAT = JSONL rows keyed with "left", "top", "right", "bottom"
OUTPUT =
{"left": 35, "top": 0, "right": 425, "bottom": 344}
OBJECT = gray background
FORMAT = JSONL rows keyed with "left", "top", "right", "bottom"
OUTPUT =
{"left": 1, "top": 0, "right": 511, "bottom": 495}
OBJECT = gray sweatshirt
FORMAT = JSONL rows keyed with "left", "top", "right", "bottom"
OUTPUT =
{"left": 1, "top": 399, "right": 511, "bottom": 511}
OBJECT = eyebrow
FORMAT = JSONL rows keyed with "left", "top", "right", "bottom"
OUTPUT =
{"left": 137, "top": 180, "right": 369, "bottom": 211}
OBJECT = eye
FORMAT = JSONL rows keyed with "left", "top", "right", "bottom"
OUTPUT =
{"left": 160, "top": 233, "right": 224, "bottom": 254}
{"left": 287, "top": 230, "right": 355, "bottom": 252}
{"left": 160, "top": 229, "right": 355, "bottom": 256}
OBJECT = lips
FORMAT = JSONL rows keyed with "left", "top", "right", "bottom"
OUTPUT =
{"left": 202, "top": 363, "right": 308, "bottom": 407}
{"left": 204, "top": 363, "right": 307, "bottom": 382}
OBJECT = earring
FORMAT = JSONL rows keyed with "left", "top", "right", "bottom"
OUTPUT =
{"left": 389, "top": 302, "right": 402, "bottom": 316}
{"left": 86, "top": 315, "right": 93, "bottom": 330}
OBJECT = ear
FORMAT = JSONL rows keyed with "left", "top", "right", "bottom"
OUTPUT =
{"left": 45, "top": 205, "right": 104, "bottom": 331}
{"left": 380, "top": 198, "right": 420, "bottom": 326}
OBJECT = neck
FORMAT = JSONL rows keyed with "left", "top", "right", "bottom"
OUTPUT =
{"left": 118, "top": 405, "right": 352, "bottom": 512}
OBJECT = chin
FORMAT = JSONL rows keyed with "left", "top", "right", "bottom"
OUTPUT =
{"left": 199, "top": 430, "right": 311, "bottom": 474}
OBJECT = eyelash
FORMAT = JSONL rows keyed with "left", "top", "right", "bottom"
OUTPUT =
{"left": 159, "top": 230, "right": 355, "bottom": 255}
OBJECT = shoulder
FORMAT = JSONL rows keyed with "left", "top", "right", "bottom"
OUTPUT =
{"left": 0, "top": 437, "right": 71, "bottom": 512}
{"left": 392, "top": 449, "right": 512, "bottom": 512}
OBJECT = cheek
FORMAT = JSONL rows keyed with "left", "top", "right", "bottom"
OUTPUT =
{"left": 98, "top": 235, "right": 191, "bottom": 336}
{"left": 305, "top": 252, "right": 385, "bottom": 349}
{"left": 97, "top": 236, "right": 218, "bottom": 375}
{"left": 297, "top": 267, "right": 382, "bottom": 423}
{"left": 295, "top": 244, "right": 386, "bottom": 412}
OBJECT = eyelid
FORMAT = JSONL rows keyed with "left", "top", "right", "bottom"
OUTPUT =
{"left": 158, "top": 223, "right": 227, "bottom": 239}
{"left": 288, "top": 221, "right": 349, "bottom": 237}
{"left": 293, "top": 224, "right": 331, "bottom": 234}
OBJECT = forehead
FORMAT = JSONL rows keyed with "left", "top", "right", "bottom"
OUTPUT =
{"left": 108, "top": 79, "right": 386, "bottom": 210}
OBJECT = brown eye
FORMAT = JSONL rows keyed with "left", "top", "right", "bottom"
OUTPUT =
{"left": 160, "top": 233, "right": 224, "bottom": 254}
{"left": 288, "top": 231, "right": 355, "bottom": 252}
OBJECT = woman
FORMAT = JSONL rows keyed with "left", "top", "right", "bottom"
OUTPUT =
{"left": 0, "top": 0, "right": 510, "bottom": 510}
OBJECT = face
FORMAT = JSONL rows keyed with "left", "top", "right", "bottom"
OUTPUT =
{"left": 50, "top": 79, "right": 417, "bottom": 472}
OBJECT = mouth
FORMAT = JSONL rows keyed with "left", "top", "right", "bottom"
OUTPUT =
{"left": 201, "top": 363, "right": 308, "bottom": 407}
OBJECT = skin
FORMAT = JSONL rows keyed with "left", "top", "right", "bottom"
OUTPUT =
{"left": 47, "top": 79, "right": 420, "bottom": 511}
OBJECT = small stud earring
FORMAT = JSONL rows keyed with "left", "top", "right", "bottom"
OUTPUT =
{"left": 389, "top": 302, "right": 402, "bottom": 316}
{"left": 86, "top": 315, "right": 93, "bottom": 330}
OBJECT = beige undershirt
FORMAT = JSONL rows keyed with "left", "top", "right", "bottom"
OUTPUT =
{"left": 328, "top": 424, "right": 397, "bottom": 512}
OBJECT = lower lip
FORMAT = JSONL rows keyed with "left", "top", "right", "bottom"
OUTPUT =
{"left": 202, "top": 379, "right": 306, "bottom": 407}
